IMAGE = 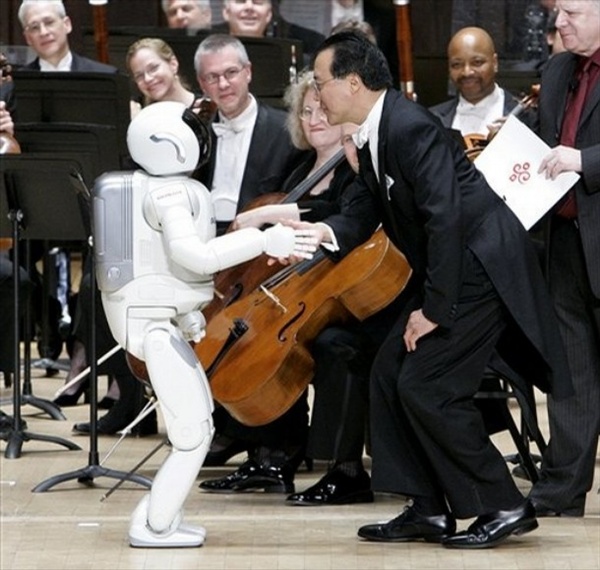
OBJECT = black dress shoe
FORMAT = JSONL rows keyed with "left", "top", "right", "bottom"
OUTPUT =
{"left": 53, "top": 382, "right": 89, "bottom": 407}
{"left": 358, "top": 506, "right": 456, "bottom": 543}
{"left": 199, "top": 459, "right": 294, "bottom": 493}
{"left": 442, "top": 500, "right": 538, "bottom": 549}
{"left": 286, "top": 468, "right": 373, "bottom": 506}
{"left": 72, "top": 409, "right": 157, "bottom": 437}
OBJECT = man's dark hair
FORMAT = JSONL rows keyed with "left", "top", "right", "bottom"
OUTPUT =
{"left": 312, "top": 30, "right": 393, "bottom": 91}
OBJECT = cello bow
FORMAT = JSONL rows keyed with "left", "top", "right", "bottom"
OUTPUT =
{"left": 203, "top": 148, "right": 346, "bottom": 320}
{"left": 394, "top": 0, "right": 417, "bottom": 101}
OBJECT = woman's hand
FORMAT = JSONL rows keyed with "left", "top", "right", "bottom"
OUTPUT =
{"left": 232, "top": 204, "right": 299, "bottom": 230}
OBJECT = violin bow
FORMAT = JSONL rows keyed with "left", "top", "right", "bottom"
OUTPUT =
{"left": 393, "top": 0, "right": 417, "bottom": 101}
{"left": 89, "top": 0, "right": 109, "bottom": 64}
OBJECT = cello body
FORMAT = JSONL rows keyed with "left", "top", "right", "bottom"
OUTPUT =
{"left": 195, "top": 228, "right": 411, "bottom": 426}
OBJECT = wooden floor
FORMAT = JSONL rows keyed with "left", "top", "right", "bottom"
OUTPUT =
{"left": 1, "top": 359, "right": 599, "bottom": 570}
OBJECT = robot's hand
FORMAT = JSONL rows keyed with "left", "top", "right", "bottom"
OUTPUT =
{"left": 175, "top": 311, "right": 206, "bottom": 343}
{"left": 263, "top": 223, "right": 318, "bottom": 260}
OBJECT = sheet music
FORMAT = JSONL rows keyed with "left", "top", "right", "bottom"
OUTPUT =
{"left": 474, "top": 115, "right": 580, "bottom": 229}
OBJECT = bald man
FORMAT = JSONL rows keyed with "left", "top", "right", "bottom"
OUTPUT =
{"left": 429, "top": 26, "right": 520, "bottom": 137}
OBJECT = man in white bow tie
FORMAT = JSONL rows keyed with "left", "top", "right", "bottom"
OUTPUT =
{"left": 193, "top": 33, "right": 307, "bottom": 234}
{"left": 429, "top": 27, "right": 529, "bottom": 139}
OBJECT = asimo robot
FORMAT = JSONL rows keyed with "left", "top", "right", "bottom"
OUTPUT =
{"left": 92, "top": 101, "right": 316, "bottom": 547}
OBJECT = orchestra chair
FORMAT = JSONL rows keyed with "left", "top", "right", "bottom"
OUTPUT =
{"left": 475, "top": 351, "right": 547, "bottom": 483}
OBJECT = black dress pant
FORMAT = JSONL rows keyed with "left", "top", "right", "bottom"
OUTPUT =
{"left": 370, "top": 248, "right": 525, "bottom": 519}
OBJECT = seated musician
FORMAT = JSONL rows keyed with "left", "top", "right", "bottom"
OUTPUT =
{"left": 429, "top": 26, "right": 535, "bottom": 143}
{"left": 16, "top": 0, "right": 117, "bottom": 380}
{"left": 162, "top": 0, "right": 212, "bottom": 30}
{"left": 198, "top": 70, "right": 407, "bottom": 505}
{"left": 212, "top": 0, "right": 325, "bottom": 65}
{"left": 127, "top": 37, "right": 205, "bottom": 119}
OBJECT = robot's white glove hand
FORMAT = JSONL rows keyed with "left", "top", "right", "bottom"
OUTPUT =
{"left": 262, "top": 223, "right": 318, "bottom": 260}
{"left": 175, "top": 311, "right": 206, "bottom": 343}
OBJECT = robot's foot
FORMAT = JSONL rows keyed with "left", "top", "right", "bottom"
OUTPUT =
{"left": 129, "top": 495, "right": 206, "bottom": 548}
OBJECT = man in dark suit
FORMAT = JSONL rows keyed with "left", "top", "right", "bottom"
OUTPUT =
{"left": 192, "top": 33, "right": 309, "bottom": 470}
{"left": 193, "top": 33, "right": 306, "bottom": 230}
{"left": 429, "top": 26, "right": 524, "bottom": 137}
{"left": 18, "top": 0, "right": 116, "bottom": 74}
{"left": 301, "top": 30, "right": 573, "bottom": 549}
{"left": 528, "top": 0, "right": 600, "bottom": 518}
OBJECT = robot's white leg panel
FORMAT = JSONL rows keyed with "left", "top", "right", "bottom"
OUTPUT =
{"left": 128, "top": 323, "right": 214, "bottom": 548}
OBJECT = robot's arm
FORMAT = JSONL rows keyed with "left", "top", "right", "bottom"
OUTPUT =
{"left": 158, "top": 200, "right": 315, "bottom": 277}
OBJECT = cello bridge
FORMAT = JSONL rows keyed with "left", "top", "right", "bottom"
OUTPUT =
{"left": 260, "top": 285, "right": 287, "bottom": 313}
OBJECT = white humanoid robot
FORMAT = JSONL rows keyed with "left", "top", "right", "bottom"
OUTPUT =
{"left": 92, "top": 101, "right": 315, "bottom": 548}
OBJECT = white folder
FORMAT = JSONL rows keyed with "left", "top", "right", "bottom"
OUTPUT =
{"left": 474, "top": 115, "right": 580, "bottom": 229}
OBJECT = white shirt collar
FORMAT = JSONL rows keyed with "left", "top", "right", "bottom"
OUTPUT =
{"left": 353, "top": 90, "right": 386, "bottom": 182}
{"left": 454, "top": 83, "right": 505, "bottom": 136}
{"left": 39, "top": 51, "right": 73, "bottom": 72}
{"left": 215, "top": 94, "right": 257, "bottom": 134}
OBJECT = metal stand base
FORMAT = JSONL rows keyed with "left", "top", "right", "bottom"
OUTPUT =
{"left": 33, "top": 463, "right": 153, "bottom": 493}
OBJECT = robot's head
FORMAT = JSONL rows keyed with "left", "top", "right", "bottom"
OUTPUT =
{"left": 127, "top": 101, "right": 211, "bottom": 176}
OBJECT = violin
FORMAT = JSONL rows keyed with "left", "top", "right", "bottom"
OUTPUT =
{"left": 0, "top": 52, "right": 21, "bottom": 155}
{"left": 463, "top": 84, "right": 540, "bottom": 161}
{"left": 0, "top": 52, "right": 21, "bottom": 251}
{"left": 195, "top": 228, "right": 411, "bottom": 426}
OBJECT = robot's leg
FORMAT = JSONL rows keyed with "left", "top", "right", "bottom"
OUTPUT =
{"left": 129, "top": 323, "right": 214, "bottom": 548}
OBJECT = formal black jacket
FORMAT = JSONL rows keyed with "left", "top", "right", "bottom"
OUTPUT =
{"left": 536, "top": 51, "right": 600, "bottom": 299}
{"left": 322, "top": 89, "right": 573, "bottom": 399}
{"left": 23, "top": 51, "right": 117, "bottom": 73}
{"left": 429, "top": 87, "right": 519, "bottom": 129}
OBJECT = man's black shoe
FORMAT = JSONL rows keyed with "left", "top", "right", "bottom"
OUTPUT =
{"left": 358, "top": 505, "right": 456, "bottom": 543}
{"left": 286, "top": 468, "right": 373, "bottom": 506}
{"left": 442, "top": 500, "right": 538, "bottom": 549}
{"left": 199, "top": 459, "right": 294, "bottom": 493}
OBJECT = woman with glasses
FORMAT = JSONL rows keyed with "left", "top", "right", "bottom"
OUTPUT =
{"left": 126, "top": 38, "right": 204, "bottom": 118}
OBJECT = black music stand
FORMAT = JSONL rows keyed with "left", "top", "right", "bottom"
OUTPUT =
{"left": 0, "top": 155, "right": 85, "bottom": 458}
{"left": 32, "top": 170, "right": 151, "bottom": 492}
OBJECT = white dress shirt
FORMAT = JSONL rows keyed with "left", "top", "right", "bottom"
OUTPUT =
{"left": 39, "top": 51, "right": 73, "bottom": 71}
{"left": 452, "top": 83, "right": 505, "bottom": 136}
{"left": 210, "top": 95, "right": 258, "bottom": 222}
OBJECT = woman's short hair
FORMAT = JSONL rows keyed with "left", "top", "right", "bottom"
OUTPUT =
{"left": 284, "top": 70, "right": 314, "bottom": 151}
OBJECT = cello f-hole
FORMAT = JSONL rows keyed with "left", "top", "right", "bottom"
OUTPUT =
{"left": 278, "top": 302, "right": 306, "bottom": 342}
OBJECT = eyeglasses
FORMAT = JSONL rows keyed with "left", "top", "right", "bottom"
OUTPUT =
{"left": 201, "top": 67, "right": 245, "bottom": 85}
{"left": 299, "top": 106, "right": 327, "bottom": 122}
{"left": 311, "top": 76, "right": 337, "bottom": 93}
{"left": 132, "top": 62, "right": 162, "bottom": 83}
{"left": 24, "top": 17, "right": 62, "bottom": 35}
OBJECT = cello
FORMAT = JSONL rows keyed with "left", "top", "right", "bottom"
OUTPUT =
{"left": 195, "top": 227, "right": 411, "bottom": 426}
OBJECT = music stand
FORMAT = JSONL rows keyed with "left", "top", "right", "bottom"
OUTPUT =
{"left": 12, "top": 71, "right": 131, "bottom": 166}
{"left": 0, "top": 154, "right": 85, "bottom": 458}
{"left": 32, "top": 170, "right": 151, "bottom": 492}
